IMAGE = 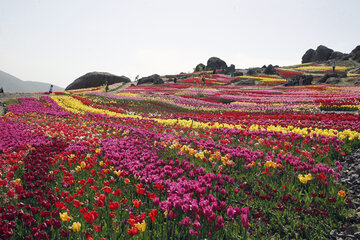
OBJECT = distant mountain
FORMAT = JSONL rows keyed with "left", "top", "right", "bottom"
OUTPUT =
{"left": 0, "top": 70, "right": 64, "bottom": 93}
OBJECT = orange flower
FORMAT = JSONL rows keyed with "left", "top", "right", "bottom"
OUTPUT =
{"left": 338, "top": 190, "right": 346, "bottom": 197}
{"left": 133, "top": 199, "right": 141, "bottom": 208}
{"left": 124, "top": 178, "right": 130, "bottom": 184}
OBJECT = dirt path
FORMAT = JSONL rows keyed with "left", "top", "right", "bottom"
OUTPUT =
{"left": 110, "top": 82, "right": 132, "bottom": 92}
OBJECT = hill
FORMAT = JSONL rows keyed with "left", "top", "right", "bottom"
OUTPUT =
{"left": 0, "top": 70, "right": 64, "bottom": 93}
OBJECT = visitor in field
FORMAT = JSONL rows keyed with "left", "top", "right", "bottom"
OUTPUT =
{"left": 105, "top": 81, "right": 109, "bottom": 92}
{"left": 174, "top": 77, "right": 177, "bottom": 83}
{"left": 49, "top": 84, "right": 53, "bottom": 93}
{"left": 202, "top": 76, "right": 205, "bottom": 84}
{"left": 332, "top": 61, "right": 336, "bottom": 72}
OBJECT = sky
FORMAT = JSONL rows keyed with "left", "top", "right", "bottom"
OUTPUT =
{"left": 1, "top": 0, "right": 360, "bottom": 88}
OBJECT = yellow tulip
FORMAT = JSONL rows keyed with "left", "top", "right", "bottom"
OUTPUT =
{"left": 69, "top": 222, "right": 81, "bottom": 232}
{"left": 80, "top": 161, "right": 86, "bottom": 169}
{"left": 135, "top": 220, "right": 146, "bottom": 232}
{"left": 13, "top": 179, "right": 21, "bottom": 185}
{"left": 59, "top": 212, "right": 70, "bottom": 222}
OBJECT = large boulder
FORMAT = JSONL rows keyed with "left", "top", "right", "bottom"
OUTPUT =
{"left": 302, "top": 49, "right": 315, "bottom": 63}
{"left": 319, "top": 73, "right": 338, "bottom": 83}
{"left": 312, "top": 45, "right": 334, "bottom": 62}
{"left": 285, "top": 74, "right": 313, "bottom": 86}
{"left": 349, "top": 45, "right": 360, "bottom": 62}
{"left": 329, "top": 51, "right": 345, "bottom": 60}
{"left": 233, "top": 79, "right": 256, "bottom": 85}
{"left": 194, "top": 63, "right": 206, "bottom": 72}
{"left": 226, "top": 64, "right": 236, "bottom": 74}
{"left": 65, "top": 72, "right": 130, "bottom": 90}
{"left": 264, "top": 64, "right": 277, "bottom": 75}
{"left": 206, "top": 57, "right": 228, "bottom": 71}
{"left": 325, "top": 77, "right": 340, "bottom": 84}
{"left": 137, "top": 74, "right": 164, "bottom": 85}
{"left": 301, "top": 45, "right": 334, "bottom": 63}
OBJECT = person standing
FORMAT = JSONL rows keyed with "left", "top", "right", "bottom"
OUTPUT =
{"left": 105, "top": 81, "right": 109, "bottom": 92}
{"left": 49, "top": 85, "right": 53, "bottom": 93}
{"left": 332, "top": 61, "right": 336, "bottom": 72}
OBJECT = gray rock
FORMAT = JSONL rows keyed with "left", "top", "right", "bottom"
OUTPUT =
{"left": 206, "top": 57, "right": 228, "bottom": 71}
{"left": 345, "top": 225, "right": 359, "bottom": 235}
{"left": 353, "top": 68, "right": 360, "bottom": 74}
{"left": 319, "top": 73, "right": 338, "bottom": 83}
{"left": 330, "top": 51, "right": 345, "bottom": 60}
{"left": 301, "top": 45, "right": 334, "bottom": 63}
{"left": 302, "top": 49, "right": 315, "bottom": 63}
{"left": 285, "top": 74, "right": 313, "bottom": 86}
{"left": 355, "top": 166, "right": 360, "bottom": 175}
{"left": 137, "top": 74, "right": 164, "bottom": 85}
{"left": 264, "top": 64, "right": 277, "bottom": 75}
{"left": 194, "top": 63, "right": 206, "bottom": 72}
{"left": 226, "top": 64, "right": 236, "bottom": 74}
{"left": 233, "top": 79, "right": 256, "bottom": 85}
{"left": 330, "top": 230, "right": 337, "bottom": 239}
{"left": 65, "top": 72, "right": 130, "bottom": 90}
{"left": 313, "top": 45, "right": 334, "bottom": 62}
{"left": 325, "top": 77, "right": 341, "bottom": 84}
{"left": 350, "top": 45, "right": 360, "bottom": 63}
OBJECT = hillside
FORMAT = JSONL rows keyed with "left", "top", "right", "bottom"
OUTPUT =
{"left": 0, "top": 70, "right": 64, "bottom": 93}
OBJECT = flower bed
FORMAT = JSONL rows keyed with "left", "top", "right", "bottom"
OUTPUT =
{"left": 1, "top": 85, "right": 360, "bottom": 239}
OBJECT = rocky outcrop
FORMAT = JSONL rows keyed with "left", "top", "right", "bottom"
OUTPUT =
{"left": 329, "top": 51, "right": 345, "bottom": 60}
{"left": 226, "top": 64, "right": 236, "bottom": 74}
{"left": 194, "top": 57, "right": 236, "bottom": 74}
{"left": 302, "top": 45, "right": 360, "bottom": 63}
{"left": 264, "top": 64, "right": 277, "bottom": 75}
{"left": 302, "top": 49, "right": 316, "bottom": 63}
{"left": 194, "top": 63, "right": 206, "bottom": 72}
{"left": 137, "top": 74, "right": 164, "bottom": 85}
{"left": 330, "top": 148, "right": 360, "bottom": 239}
{"left": 325, "top": 77, "right": 340, "bottom": 84}
{"left": 350, "top": 45, "right": 360, "bottom": 63}
{"left": 206, "top": 57, "right": 228, "bottom": 71}
{"left": 65, "top": 72, "right": 130, "bottom": 91}
{"left": 285, "top": 75, "right": 313, "bottom": 86}
{"left": 302, "top": 45, "right": 336, "bottom": 63}
{"left": 233, "top": 79, "right": 256, "bottom": 85}
{"left": 313, "top": 45, "right": 334, "bottom": 62}
{"left": 319, "top": 73, "right": 339, "bottom": 83}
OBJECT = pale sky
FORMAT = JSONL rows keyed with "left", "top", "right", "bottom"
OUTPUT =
{"left": 1, "top": 0, "right": 359, "bottom": 88}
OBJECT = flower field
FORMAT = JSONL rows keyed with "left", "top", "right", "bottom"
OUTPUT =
{"left": 1, "top": 84, "right": 360, "bottom": 239}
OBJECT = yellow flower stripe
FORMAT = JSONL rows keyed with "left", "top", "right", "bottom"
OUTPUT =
{"left": 52, "top": 96, "right": 360, "bottom": 141}
{"left": 293, "top": 66, "right": 351, "bottom": 72}
{"left": 116, "top": 93, "right": 140, "bottom": 97}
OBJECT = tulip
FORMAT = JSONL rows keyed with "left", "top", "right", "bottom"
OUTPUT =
{"left": 69, "top": 222, "right": 81, "bottom": 232}
{"left": 59, "top": 212, "right": 70, "bottom": 222}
